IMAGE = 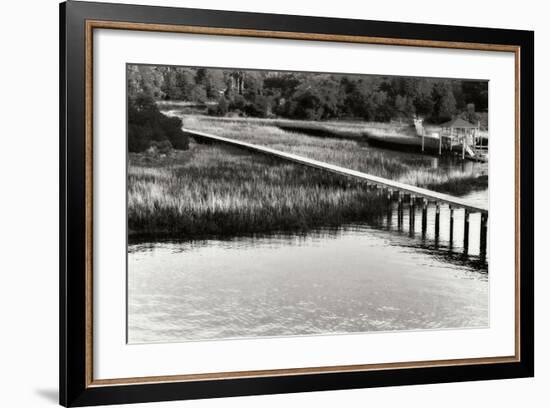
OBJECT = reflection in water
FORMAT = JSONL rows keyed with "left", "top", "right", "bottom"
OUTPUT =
{"left": 128, "top": 213, "right": 488, "bottom": 344}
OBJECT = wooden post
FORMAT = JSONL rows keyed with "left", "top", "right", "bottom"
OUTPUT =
{"left": 463, "top": 209, "right": 470, "bottom": 254}
{"left": 480, "top": 213, "right": 488, "bottom": 259}
{"left": 397, "top": 192, "right": 403, "bottom": 231}
{"left": 438, "top": 134, "right": 442, "bottom": 155}
{"left": 409, "top": 195, "right": 416, "bottom": 234}
{"left": 421, "top": 199, "right": 428, "bottom": 236}
{"left": 386, "top": 190, "right": 392, "bottom": 228}
{"left": 435, "top": 203, "right": 440, "bottom": 245}
{"left": 462, "top": 135, "right": 466, "bottom": 160}
{"left": 449, "top": 206, "right": 454, "bottom": 248}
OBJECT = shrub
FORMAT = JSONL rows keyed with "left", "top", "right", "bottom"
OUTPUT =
{"left": 150, "top": 140, "right": 173, "bottom": 154}
{"left": 217, "top": 96, "right": 228, "bottom": 116}
{"left": 161, "top": 116, "right": 188, "bottom": 150}
{"left": 229, "top": 94, "right": 247, "bottom": 111}
{"left": 128, "top": 124, "right": 153, "bottom": 153}
{"left": 207, "top": 96, "right": 229, "bottom": 117}
{"left": 127, "top": 93, "right": 189, "bottom": 152}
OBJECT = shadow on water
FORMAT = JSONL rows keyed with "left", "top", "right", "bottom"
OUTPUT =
{"left": 129, "top": 201, "right": 488, "bottom": 275}
{"left": 373, "top": 200, "right": 489, "bottom": 273}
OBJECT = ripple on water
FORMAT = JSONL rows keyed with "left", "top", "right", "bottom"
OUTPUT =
{"left": 127, "top": 223, "right": 488, "bottom": 344}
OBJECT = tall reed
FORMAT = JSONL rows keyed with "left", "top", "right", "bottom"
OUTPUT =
{"left": 179, "top": 115, "right": 488, "bottom": 195}
{"left": 128, "top": 143, "right": 388, "bottom": 238}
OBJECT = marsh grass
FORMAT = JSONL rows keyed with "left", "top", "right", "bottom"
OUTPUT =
{"left": 423, "top": 174, "right": 488, "bottom": 196}
{"left": 128, "top": 143, "right": 388, "bottom": 238}
{"left": 129, "top": 114, "right": 488, "bottom": 237}
{"left": 178, "top": 115, "right": 488, "bottom": 195}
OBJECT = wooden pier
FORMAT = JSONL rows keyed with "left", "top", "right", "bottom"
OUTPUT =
{"left": 415, "top": 117, "right": 488, "bottom": 162}
{"left": 182, "top": 127, "right": 489, "bottom": 255}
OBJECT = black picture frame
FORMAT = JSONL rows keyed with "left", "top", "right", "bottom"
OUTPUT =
{"left": 60, "top": 1, "right": 534, "bottom": 406}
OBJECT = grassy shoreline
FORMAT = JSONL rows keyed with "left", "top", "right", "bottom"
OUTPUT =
{"left": 128, "top": 114, "right": 488, "bottom": 238}
{"left": 128, "top": 143, "right": 389, "bottom": 239}
{"left": 176, "top": 115, "right": 488, "bottom": 195}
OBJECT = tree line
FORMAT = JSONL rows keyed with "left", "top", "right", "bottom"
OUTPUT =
{"left": 127, "top": 64, "right": 488, "bottom": 152}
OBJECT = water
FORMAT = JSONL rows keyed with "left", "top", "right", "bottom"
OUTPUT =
{"left": 128, "top": 217, "right": 488, "bottom": 344}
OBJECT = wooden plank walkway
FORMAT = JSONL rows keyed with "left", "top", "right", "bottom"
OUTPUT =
{"left": 182, "top": 128, "right": 488, "bottom": 214}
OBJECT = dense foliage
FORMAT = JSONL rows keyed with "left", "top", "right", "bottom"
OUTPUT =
{"left": 128, "top": 65, "right": 488, "bottom": 125}
{"left": 127, "top": 94, "right": 189, "bottom": 152}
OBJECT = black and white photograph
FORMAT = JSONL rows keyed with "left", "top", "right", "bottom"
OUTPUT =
{"left": 5, "top": 0, "right": 545, "bottom": 404}
{"left": 126, "top": 64, "right": 490, "bottom": 343}
{"left": 0, "top": 0, "right": 543, "bottom": 405}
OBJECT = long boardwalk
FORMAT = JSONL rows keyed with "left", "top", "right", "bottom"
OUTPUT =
{"left": 183, "top": 128, "right": 487, "bottom": 214}
{"left": 182, "top": 127, "right": 489, "bottom": 257}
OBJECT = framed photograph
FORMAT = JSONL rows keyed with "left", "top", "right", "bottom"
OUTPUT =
{"left": 60, "top": 1, "right": 534, "bottom": 406}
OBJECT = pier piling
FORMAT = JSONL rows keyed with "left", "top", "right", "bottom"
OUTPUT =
{"left": 397, "top": 193, "right": 403, "bottom": 230}
{"left": 421, "top": 199, "right": 428, "bottom": 236}
{"left": 480, "top": 213, "right": 488, "bottom": 258}
{"left": 386, "top": 193, "right": 392, "bottom": 228}
{"left": 449, "top": 206, "right": 454, "bottom": 248}
{"left": 463, "top": 209, "right": 470, "bottom": 253}
{"left": 409, "top": 196, "right": 416, "bottom": 234}
{"left": 435, "top": 203, "right": 440, "bottom": 239}
{"left": 435, "top": 203, "right": 440, "bottom": 247}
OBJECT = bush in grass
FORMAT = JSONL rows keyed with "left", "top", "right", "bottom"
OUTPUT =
{"left": 149, "top": 140, "right": 173, "bottom": 155}
{"left": 161, "top": 115, "right": 188, "bottom": 150}
{"left": 217, "top": 96, "right": 228, "bottom": 116}
{"left": 207, "top": 96, "right": 229, "bottom": 116}
{"left": 128, "top": 124, "right": 154, "bottom": 153}
{"left": 229, "top": 94, "right": 247, "bottom": 111}
{"left": 127, "top": 93, "right": 189, "bottom": 152}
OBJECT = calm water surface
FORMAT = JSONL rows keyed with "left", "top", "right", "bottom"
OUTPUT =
{"left": 128, "top": 219, "right": 488, "bottom": 343}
